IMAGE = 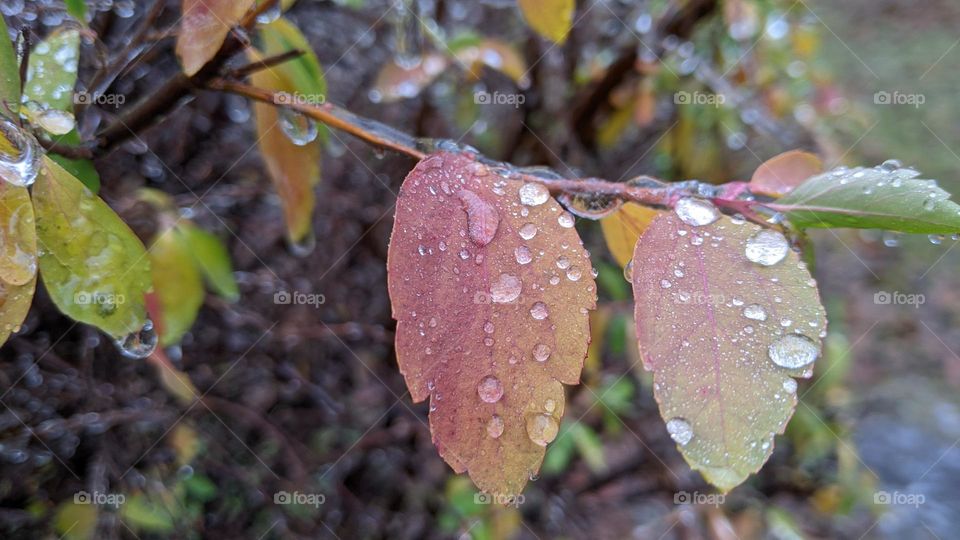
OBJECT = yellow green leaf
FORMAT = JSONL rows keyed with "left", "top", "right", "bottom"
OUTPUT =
{"left": 250, "top": 49, "right": 321, "bottom": 245}
{"left": 517, "top": 0, "right": 575, "bottom": 44}
{"left": 178, "top": 224, "right": 239, "bottom": 301}
{"left": 149, "top": 228, "right": 204, "bottom": 346}
{"left": 600, "top": 202, "right": 660, "bottom": 267}
{"left": 32, "top": 157, "right": 152, "bottom": 339}
{"left": 0, "top": 183, "right": 37, "bottom": 286}
{"left": 176, "top": 0, "right": 256, "bottom": 76}
{"left": 0, "top": 276, "right": 35, "bottom": 347}
{"left": 259, "top": 17, "right": 326, "bottom": 104}
{"left": 0, "top": 15, "right": 19, "bottom": 116}
{"left": 53, "top": 500, "right": 98, "bottom": 540}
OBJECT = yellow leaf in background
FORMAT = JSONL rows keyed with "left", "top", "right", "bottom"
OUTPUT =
{"left": 176, "top": 0, "right": 255, "bottom": 76}
{"left": 750, "top": 149, "right": 823, "bottom": 198}
{"left": 600, "top": 202, "right": 660, "bottom": 267}
{"left": 54, "top": 501, "right": 98, "bottom": 540}
{"left": 518, "top": 0, "right": 575, "bottom": 44}
{"left": 454, "top": 39, "right": 530, "bottom": 88}
{"left": 250, "top": 49, "right": 321, "bottom": 246}
{"left": 372, "top": 53, "right": 449, "bottom": 102}
{"left": 149, "top": 228, "right": 204, "bottom": 347}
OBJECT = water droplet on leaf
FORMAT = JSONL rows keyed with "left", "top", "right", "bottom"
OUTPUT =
{"left": 745, "top": 230, "right": 789, "bottom": 266}
{"left": 666, "top": 417, "right": 693, "bottom": 445}
{"left": 477, "top": 375, "right": 504, "bottom": 403}
{"left": 674, "top": 198, "right": 719, "bottom": 226}
{"left": 0, "top": 117, "right": 43, "bottom": 187}
{"left": 518, "top": 182, "right": 550, "bottom": 206}
{"left": 768, "top": 334, "right": 819, "bottom": 368}
{"left": 113, "top": 319, "right": 158, "bottom": 359}
{"left": 526, "top": 413, "right": 559, "bottom": 446}
{"left": 278, "top": 108, "right": 319, "bottom": 146}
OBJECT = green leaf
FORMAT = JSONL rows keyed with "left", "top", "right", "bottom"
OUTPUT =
{"left": 0, "top": 15, "right": 19, "bottom": 116}
{"left": 150, "top": 228, "right": 204, "bottom": 346}
{"left": 120, "top": 494, "right": 176, "bottom": 533}
{"left": 53, "top": 501, "right": 98, "bottom": 540}
{"left": 0, "top": 183, "right": 37, "bottom": 347}
{"left": 25, "top": 28, "right": 100, "bottom": 192}
{"left": 517, "top": 0, "right": 575, "bottom": 44}
{"left": 774, "top": 164, "right": 960, "bottom": 233}
{"left": 65, "top": 0, "right": 88, "bottom": 22}
{"left": 178, "top": 224, "right": 239, "bottom": 302}
{"left": 32, "top": 157, "right": 152, "bottom": 339}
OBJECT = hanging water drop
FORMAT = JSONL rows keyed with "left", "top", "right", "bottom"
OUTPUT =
{"left": 278, "top": 108, "right": 319, "bottom": 146}
{"left": 768, "top": 334, "right": 819, "bottom": 368}
{"left": 287, "top": 229, "right": 316, "bottom": 257}
{"left": 623, "top": 260, "right": 634, "bottom": 282}
{"left": 880, "top": 159, "right": 902, "bottom": 172}
{"left": 0, "top": 117, "right": 43, "bottom": 187}
{"left": 113, "top": 320, "right": 158, "bottom": 359}
{"left": 745, "top": 229, "right": 789, "bottom": 266}
{"left": 929, "top": 234, "right": 944, "bottom": 245}
{"left": 666, "top": 417, "right": 693, "bottom": 446}
{"left": 526, "top": 413, "right": 559, "bottom": 446}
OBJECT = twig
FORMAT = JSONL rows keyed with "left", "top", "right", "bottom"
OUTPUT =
{"left": 227, "top": 49, "right": 306, "bottom": 79}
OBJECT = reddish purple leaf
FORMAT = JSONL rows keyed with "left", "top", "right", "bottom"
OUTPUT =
{"left": 632, "top": 200, "right": 826, "bottom": 491}
{"left": 388, "top": 152, "right": 596, "bottom": 497}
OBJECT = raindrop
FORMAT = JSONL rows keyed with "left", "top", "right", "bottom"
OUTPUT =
{"left": 880, "top": 159, "right": 902, "bottom": 172}
{"left": 555, "top": 256, "right": 570, "bottom": 270}
{"left": 457, "top": 189, "right": 499, "bottom": 246}
{"left": 487, "top": 415, "right": 505, "bottom": 438}
{"left": 743, "top": 304, "right": 767, "bottom": 321}
{"left": 490, "top": 273, "right": 522, "bottom": 303}
{"left": 255, "top": 0, "right": 282, "bottom": 23}
{"left": 660, "top": 279, "right": 672, "bottom": 289}
{"left": 768, "top": 334, "right": 819, "bottom": 369}
{"left": 288, "top": 229, "right": 316, "bottom": 257}
{"left": 35, "top": 109, "right": 76, "bottom": 135}
{"left": 674, "top": 198, "right": 719, "bottom": 226}
{"left": 526, "top": 413, "right": 559, "bottom": 446}
{"left": 0, "top": 118, "right": 43, "bottom": 187}
{"left": 518, "top": 223, "right": 538, "bottom": 240}
{"left": 882, "top": 231, "right": 901, "bottom": 247}
{"left": 532, "top": 343, "right": 551, "bottom": 362}
{"left": 278, "top": 108, "right": 318, "bottom": 146}
{"left": 530, "top": 302, "right": 549, "bottom": 320}
{"left": 566, "top": 267, "right": 582, "bottom": 281}
{"left": 483, "top": 320, "right": 494, "bottom": 333}
{"left": 518, "top": 183, "right": 550, "bottom": 206}
{"left": 783, "top": 378, "right": 798, "bottom": 393}
{"left": 477, "top": 375, "right": 504, "bottom": 403}
{"left": 666, "top": 417, "right": 693, "bottom": 446}
{"left": 557, "top": 212, "right": 575, "bottom": 228}
{"left": 515, "top": 246, "right": 532, "bottom": 264}
{"left": 623, "top": 261, "right": 634, "bottom": 282}
{"left": 929, "top": 234, "right": 944, "bottom": 245}
{"left": 543, "top": 399, "right": 557, "bottom": 413}
{"left": 745, "top": 230, "right": 789, "bottom": 266}
{"left": 113, "top": 320, "right": 158, "bottom": 359}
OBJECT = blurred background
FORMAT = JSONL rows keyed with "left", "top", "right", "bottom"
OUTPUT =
{"left": 1, "top": 0, "right": 959, "bottom": 538}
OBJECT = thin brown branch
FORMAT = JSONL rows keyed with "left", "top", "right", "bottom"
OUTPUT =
{"left": 227, "top": 49, "right": 306, "bottom": 79}
{"left": 38, "top": 138, "right": 96, "bottom": 160}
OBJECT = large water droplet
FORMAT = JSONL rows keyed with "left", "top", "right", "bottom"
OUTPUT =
{"left": 623, "top": 260, "right": 634, "bottom": 282}
{"left": 532, "top": 343, "right": 551, "bottom": 362}
{"left": 518, "top": 183, "right": 550, "bottom": 206}
{"left": 743, "top": 304, "right": 767, "bottom": 321}
{"left": 457, "top": 189, "right": 499, "bottom": 246}
{"left": 675, "top": 198, "right": 719, "bottom": 226}
{"left": 477, "top": 375, "right": 504, "bottom": 403}
{"left": 490, "top": 273, "right": 522, "bottom": 303}
{"left": 768, "top": 334, "right": 819, "bottom": 368}
{"left": 526, "top": 413, "right": 559, "bottom": 446}
{"left": 35, "top": 109, "right": 76, "bottom": 135}
{"left": 880, "top": 159, "right": 902, "bottom": 172}
{"left": 745, "top": 230, "right": 789, "bottom": 266}
{"left": 287, "top": 229, "right": 316, "bottom": 257}
{"left": 487, "top": 415, "right": 505, "bottom": 438}
{"left": 530, "top": 302, "right": 549, "bottom": 320}
{"left": 518, "top": 223, "right": 538, "bottom": 240}
{"left": 113, "top": 319, "right": 158, "bottom": 359}
{"left": 0, "top": 118, "right": 43, "bottom": 187}
{"left": 515, "top": 245, "right": 532, "bottom": 264}
{"left": 278, "top": 108, "right": 318, "bottom": 146}
{"left": 666, "top": 417, "right": 693, "bottom": 446}
{"left": 557, "top": 212, "right": 575, "bottom": 228}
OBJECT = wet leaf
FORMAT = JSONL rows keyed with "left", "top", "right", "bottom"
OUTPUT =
{"left": 518, "top": 0, "right": 575, "bottom": 44}
{"left": 32, "top": 157, "right": 152, "bottom": 339}
{"left": 600, "top": 202, "right": 660, "bottom": 267}
{"left": 259, "top": 17, "right": 326, "bottom": 104}
{"left": 631, "top": 204, "right": 826, "bottom": 491}
{"left": 178, "top": 224, "right": 239, "bottom": 302}
{"left": 149, "top": 228, "right": 204, "bottom": 346}
{"left": 0, "top": 15, "right": 19, "bottom": 116}
{"left": 176, "top": 0, "right": 256, "bottom": 76}
{"left": 24, "top": 28, "right": 100, "bottom": 192}
{"left": 750, "top": 150, "right": 822, "bottom": 198}
{"left": 120, "top": 494, "right": 175, "bottom": 533}
{"left": 387, "top": 152, "right": 596, "bottom": 498}
{"left": 0, "top": 276, "right": 35, "bottom": 347}
{"left": 372, "top": 53, "right": 449, "bottom": 103}
{"left": 250, "top": 49, "right": 321, "bottom": 245}
{"left": 53, "top": 500, "right": 98, "bottom": 540}
{"left": 775, "top": 163, "right": 960, "bottom": 233}
{"left": 0, "top": 183, "right": 37, "bottom": 285}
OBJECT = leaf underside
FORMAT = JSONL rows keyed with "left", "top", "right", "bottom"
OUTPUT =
{"left": 632, "top": 210, "right": 826, "bottom": 491}
{"left": 600, "top": 202, "right": 660, "bottom": 267}
{"left": 778, "top": 165, "right": 960, "bottom": 233}
{"left": 388, "top": 152, "right": 596, "bottom": 497}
